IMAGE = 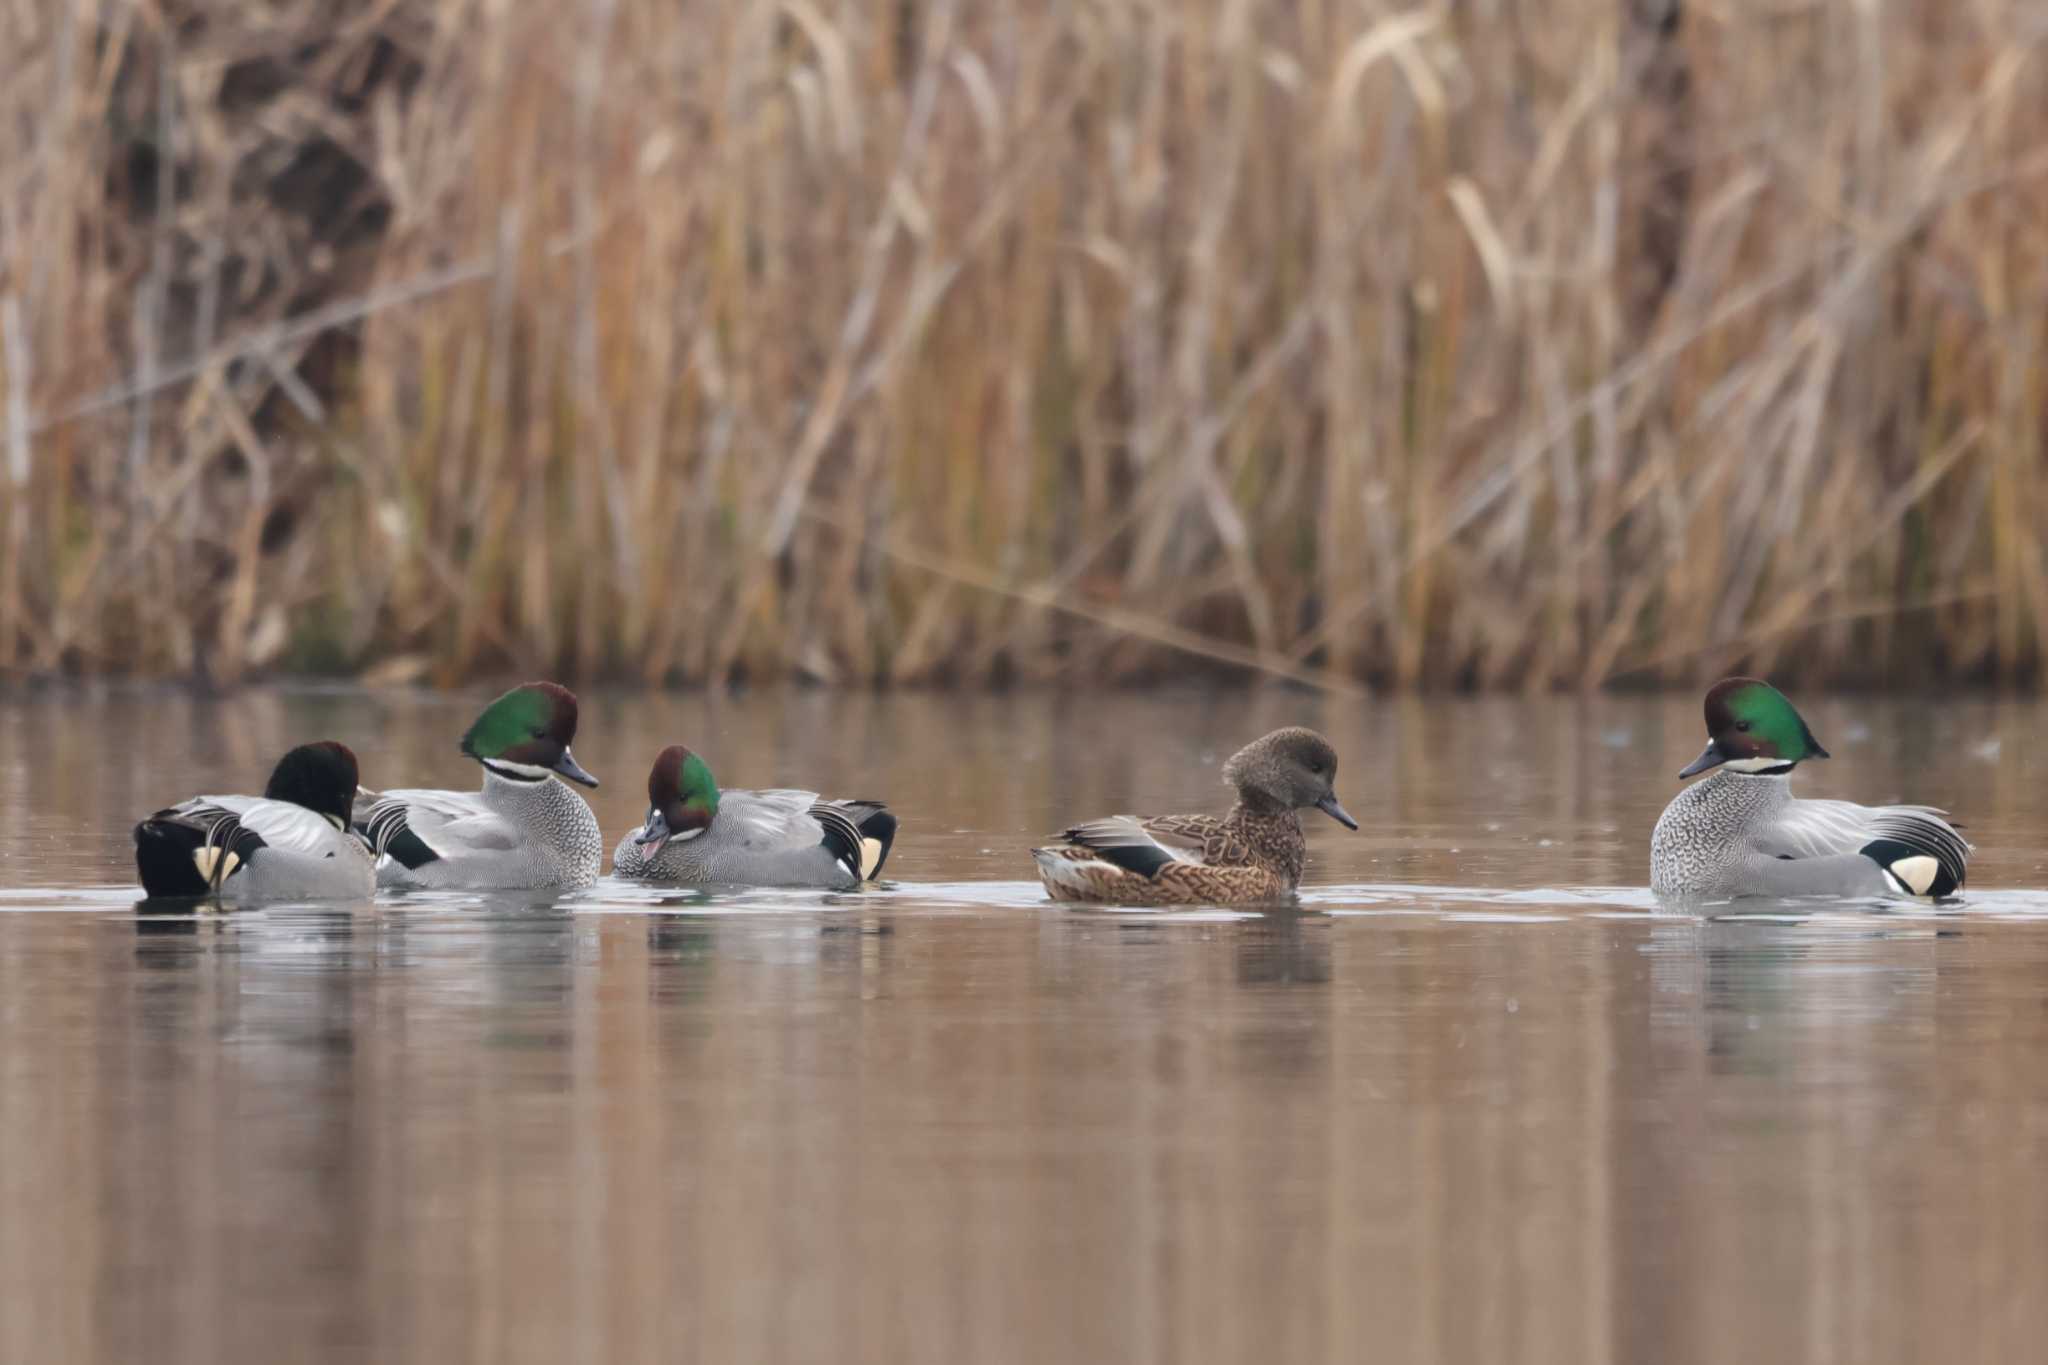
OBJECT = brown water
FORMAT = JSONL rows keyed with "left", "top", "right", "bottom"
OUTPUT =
{"left": 4, "top": 686, "right": 2048, "bottom": 1364}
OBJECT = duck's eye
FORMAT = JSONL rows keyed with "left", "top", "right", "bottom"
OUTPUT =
{"left": 1735, "top": 721, "right": 1751, "bottom": 732}
{"left": 530, "top": 727, "right": 547, "bottom": 739}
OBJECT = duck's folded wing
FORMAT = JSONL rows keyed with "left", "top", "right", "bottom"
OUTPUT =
{"left": 1060, "top": 815, "right": 1218, "bottom": 879}
{"left": 1755, "top": 798, "right": 1970, "bottom": 895}
{"left": 721, "top": 789, "right": 832, "bottom": 852}
{"left": 357, "top": 789, "right": 519, "bottom": 869}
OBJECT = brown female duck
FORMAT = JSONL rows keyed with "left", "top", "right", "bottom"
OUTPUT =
{"left": 1031, "top": 727, "right": 1357, "bottom": 905}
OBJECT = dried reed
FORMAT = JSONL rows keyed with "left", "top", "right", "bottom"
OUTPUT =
{"left": 1, "top": 0, "right": 2045, "bottom": 690}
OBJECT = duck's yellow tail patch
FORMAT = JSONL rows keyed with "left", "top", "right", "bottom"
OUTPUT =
{"left": 1887, "top": 854, "right": 1940, "bottom": 897}
{"left": 192, "top": 846, "right": 241, "bottom": 888}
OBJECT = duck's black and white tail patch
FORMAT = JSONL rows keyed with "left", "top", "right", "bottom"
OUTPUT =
{"left": 851, "top": 804, "right": 897, "bottom": 879}
{"left": 134, "top": 806, "right": 266, "bottom": 897}
{"left": 355, "top": 802, "right": 440, "bottom": 870}
{"left": 1860, "top": 809, "right": 1969, "bottom": 898}
{"left": 813, "top": 800, "right": 897, "bottom": 882}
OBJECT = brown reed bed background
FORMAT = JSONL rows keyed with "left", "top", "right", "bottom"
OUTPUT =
{"left": 1, "top": 0, "right": 2045, "bottom": 691}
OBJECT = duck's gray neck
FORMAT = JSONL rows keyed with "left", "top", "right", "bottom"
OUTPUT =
{"left": 1224, "top": 801, "right": 1307, "bottom": 883}
{"left": 1690, "top": 766, "right": 1794, "bottom": 823}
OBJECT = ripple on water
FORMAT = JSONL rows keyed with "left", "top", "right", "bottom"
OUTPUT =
{"left": 11, "top": 879, "right": 2048, "bottom": 924}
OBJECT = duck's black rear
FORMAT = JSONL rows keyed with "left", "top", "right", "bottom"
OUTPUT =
{"left": 133, "top": 808, "right": 266, "bottom": 897}
{"left": 134, "top": 819, "right": 213, "bottom": 896}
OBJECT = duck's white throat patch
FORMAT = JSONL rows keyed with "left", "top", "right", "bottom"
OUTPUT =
{"left": 1723, "top": 756, "right": 1796, "bottom": 774}
{"left": 484, "top": 759, "right": 554, "bottom": 782}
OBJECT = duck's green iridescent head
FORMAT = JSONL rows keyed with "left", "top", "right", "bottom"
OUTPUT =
{"left": 1678, "top": 677, "right": 1829, "bottom": 779}
{"left": 634, "top": 745, "right": 720, "bottom": 859}
{"left": 459, "top": 682, "right": 599, "bottom": 787}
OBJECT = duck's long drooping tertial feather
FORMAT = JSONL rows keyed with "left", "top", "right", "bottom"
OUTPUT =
{"left": 1763, "top": 797, "right": 1970, "bottom": 897}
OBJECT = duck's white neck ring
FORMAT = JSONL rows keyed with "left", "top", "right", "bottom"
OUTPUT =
{"left": 1722, "top": 757, "right": 1797, "bottom": 776}
{"left": 483, "top": 758, "right": 553, "bottom": 783}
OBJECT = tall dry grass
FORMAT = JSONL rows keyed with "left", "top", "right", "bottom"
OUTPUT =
{"left": 2, "top": 0, "right": 2046, "bottom": 690}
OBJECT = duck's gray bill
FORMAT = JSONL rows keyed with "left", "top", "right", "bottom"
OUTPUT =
{"left": 1677, "top": 741, "right": 1725, "bottom": 780}
{"left": 635, "top": 810, "right": 671, "bottom": 859}
{"left": 1316, "top": 794, "right": 1359, "bottom": 830}
{"left": 552, "top": 747, "right": 600, "bottom": 787}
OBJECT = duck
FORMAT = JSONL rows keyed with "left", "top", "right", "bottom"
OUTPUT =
{"left": 356, "top": 682, "right": 604, "bottom": 891}
{"left": 1031, "top": 726, "right": 1358, "bottom": 905}
{"left": 612, "top": 745, "right": 897, "bottom": 888}
{"left": 1650, "top": 677, "right": 1970, "bottom": 901}
{"left": 134, "top": 741, "right": 374, "bottom": 901}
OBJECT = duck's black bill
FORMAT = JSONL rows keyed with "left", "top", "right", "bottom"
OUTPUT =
{"left": 553, "top": 748, "right": 600, "bottom": 787}
{"left": 1678, "top": 741, "right": 1726, "bottom": 779}
{"left": 1316, "top": 794, "right": 1360, "bottom": 830}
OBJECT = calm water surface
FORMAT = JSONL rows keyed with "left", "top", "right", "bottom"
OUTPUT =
{"left": 4, "top": 687, "right": 2048, "bottom": 1363}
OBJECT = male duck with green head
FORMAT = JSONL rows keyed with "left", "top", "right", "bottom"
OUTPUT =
{"left": 612, "top": 745, "right": 898, "bottom": 888}
{"left": 1650, "top": 678, "right": 1970, "bottom": 901}
{"left": 357, "top": 681, "right": 604, "bottom": 891}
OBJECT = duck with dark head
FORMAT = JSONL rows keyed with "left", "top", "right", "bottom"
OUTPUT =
{"left": 134, "top": 741, "right": 374, "bottom": 901}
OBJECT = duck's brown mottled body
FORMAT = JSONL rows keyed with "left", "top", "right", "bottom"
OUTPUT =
{"left": 1031, "top": 727, "right": 1356, "bottom": 907}
{"left": 1035, "top": 807, "right": 1307, "bottom": 904}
